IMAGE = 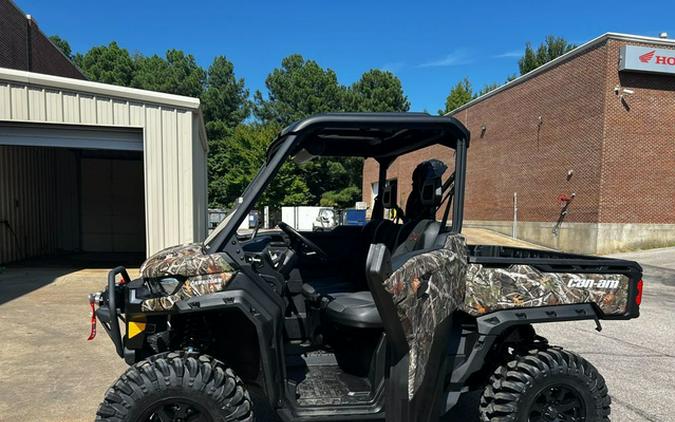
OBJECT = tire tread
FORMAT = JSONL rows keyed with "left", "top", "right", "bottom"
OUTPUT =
{"left": 478, "top": 346, "right": 610, "bottom": 422}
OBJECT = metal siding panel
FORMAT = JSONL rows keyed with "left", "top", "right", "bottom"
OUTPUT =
{"left": 177, "top": 111, "right": 194, "bottom": 243}
{"left": 113, "top": 100, "right": 130, "bottom": 126}
{"left": 0, "top": 84, "right": 10, "bottom": 119}
{"left": 96, "top": 97, "right": 113, "bottom": 125}
{"left": 28, "top": 87, "right": 46, "bottom": 121}
{"left": 79, "top": 94, "right": 96, "bottom": 124}
{"left": 144, "top": 105, "right": 164, "bottom": 254}
{"left": 62, "top": 92, "right": 80, "bottom": 123}
{"left": 10, "top": 85, "right": 28, "bottom": 120}
{"left": 129, "top": 103, "right": 145, "bottom": 126}
{"left": 192, "top": 116, "right": 208, "bottom": 241}
{"left": 161, "top": 108, "right": 179, "bottom": 246}
{"left": 45, "top": 89, "right": 63, "bottom": 122}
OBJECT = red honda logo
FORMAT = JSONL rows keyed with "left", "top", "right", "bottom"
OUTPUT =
{"left": 639, "top": 50, "right": 656, "bottom": 63}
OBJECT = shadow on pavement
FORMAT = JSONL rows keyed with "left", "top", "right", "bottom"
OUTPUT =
{"left": 0, "top": 252, "right": 144, "bottom": 306}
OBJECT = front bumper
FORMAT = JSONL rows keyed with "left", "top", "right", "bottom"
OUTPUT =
{"left": 93, "top": 266, "right": 131, "bottom": 358}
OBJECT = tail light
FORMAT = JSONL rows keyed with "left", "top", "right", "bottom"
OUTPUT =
{"left": 635, "top": 279, "right": 643, "bottom": 306}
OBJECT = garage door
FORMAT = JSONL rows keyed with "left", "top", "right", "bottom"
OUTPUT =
{"left": 81, "top": 157, "right": 145, "bottom": 252}
{"left": 0, "top": 123, "right": 142, "bottom": 151}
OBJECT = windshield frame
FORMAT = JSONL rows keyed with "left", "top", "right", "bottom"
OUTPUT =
{"left": 204, "top": 133, "right": 297, "bottom": 254}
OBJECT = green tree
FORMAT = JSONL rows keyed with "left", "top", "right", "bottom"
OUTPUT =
{"left": 439, "top": 77, "right": 473, "bottom": 114}
{"left": 73, "top": 42, "right": 135, "bottom": 86}
{"left": 346, "top": 69, "right": 410, "bottom": 112}
{"left": 254, "top": 54, "right": 346, "bottom": 126}
{"left": 202, "top": 56, "right": 250, "bottom": 140}
{"left": 208, "top": 123, "right": 311, "bottom": 208}
{"left": 476, "top": 82, "right": 501, "bottom": 97}
{"left": 133, "top": 49, "right": 205, "bottom": 97}
{"left": 518, "top": 36, "right": 576, "bottom": 75}
{"left": 253, "top": 54, "right": 365, "bottom": 208}
{"left": 320, "top": 186, "right": 361, "bottom": 208}
{"left": 49, "top": 35, "right": 72, "bottom": 58}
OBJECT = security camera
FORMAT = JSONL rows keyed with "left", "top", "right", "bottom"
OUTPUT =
{"left": 622, "top": 88, "right": 635, "bottom": 95}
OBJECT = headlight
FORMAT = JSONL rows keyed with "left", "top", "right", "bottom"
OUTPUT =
{"left": 158, "top": 277, "right": 181, "bottom": 295}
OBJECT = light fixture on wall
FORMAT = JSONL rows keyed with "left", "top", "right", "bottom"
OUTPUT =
{"left": 614, "top": 85, "right": 635, "bottom": 96}
{"left": 480, "top": 124, "right": 487, "bottom": 138}
{"left": 614, "top": 85, "right": 634, "bottom": 110}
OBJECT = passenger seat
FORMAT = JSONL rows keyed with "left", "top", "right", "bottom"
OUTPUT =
{"left": 325, "top": 159, "right": 449, "bottom": 329}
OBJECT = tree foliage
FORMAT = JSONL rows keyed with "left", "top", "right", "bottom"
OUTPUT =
{"left": 73, "top": 42, "right": 136, "bottom": 86}
{"left": 49, "top": 35, "right": 72, "bottom": 58}
{"left": 202, "top": 56, "right": 250, "bottom": 140}
{"left": 518, "top": 35, "right": 576, "bottom": 75}
{"left": 346, "top": 69, "right": 410, "bottom": 112}
{"left": 440, "top": 77, "right": 473, "bottom": 114}
{"left": 254, "top": 54, "right": 346, "bottom": 126}
{"left": 132, "top": 50, "right": 206, "bottom": 97}
{"left": 253, "top": 54, "right": 387, "bottom": 209}
{"left": 208, "top": 123, "right": 311, "bottom": 208}
{"left": 477, "top": 82, "right": 501, "bottom": 97}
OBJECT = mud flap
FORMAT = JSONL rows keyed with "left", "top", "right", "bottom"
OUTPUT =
{"left": 366, "top": 236, "right": 468, "bottom": 422}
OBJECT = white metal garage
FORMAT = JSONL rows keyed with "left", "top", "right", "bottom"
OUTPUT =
{"left": 0, "top": 67, "right": 208, "bottom": 264}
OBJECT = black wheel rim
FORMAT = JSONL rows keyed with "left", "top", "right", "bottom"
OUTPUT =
{"left": 529, "top": 383, "right": 586, "bottom": 422}
{"left": 141, "top": 398, "right": 213, "bottom": 422}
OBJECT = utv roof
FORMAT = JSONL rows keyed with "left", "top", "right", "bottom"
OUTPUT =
{"left": 268, "top": 113, "right": 470, "bottom": 160}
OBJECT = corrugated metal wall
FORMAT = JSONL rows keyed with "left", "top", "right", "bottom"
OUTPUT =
{"left": 0, "top": 146, "right": 58, "bottom": 263}
{"left": 0, "top": 71, "right": 209, "bottom": 261}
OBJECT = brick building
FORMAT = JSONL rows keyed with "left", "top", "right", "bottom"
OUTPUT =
{"left": 362, "top": 33, "right": 675, "bottom": 254}
{"left": 0, "top": 0, "right": 85, "bottom": 79}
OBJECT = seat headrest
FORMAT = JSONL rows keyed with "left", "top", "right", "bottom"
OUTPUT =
{"left": 405, "top": 159, "right": 447, "bottom": 220}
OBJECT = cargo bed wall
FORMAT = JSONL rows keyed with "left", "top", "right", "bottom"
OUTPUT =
{"left": 463, "top": 245, "right": 641, "bottom": 319}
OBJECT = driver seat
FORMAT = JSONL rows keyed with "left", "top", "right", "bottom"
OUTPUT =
{"left": 325, "top": 160, "right": 448, "bottom": 329}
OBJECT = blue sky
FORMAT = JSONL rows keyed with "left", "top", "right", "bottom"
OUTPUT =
{"left": 17, "top": 0, "right": 675, "bottom": 112}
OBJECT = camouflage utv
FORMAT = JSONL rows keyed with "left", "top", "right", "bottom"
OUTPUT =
{"left": 90, "top": 113, "right": 643, "bottom": 422}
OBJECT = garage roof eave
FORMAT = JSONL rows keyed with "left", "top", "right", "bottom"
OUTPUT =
{"left": 0, "top": 66, "right": 201, "bottom": 110}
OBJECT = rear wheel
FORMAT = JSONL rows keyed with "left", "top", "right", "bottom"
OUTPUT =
{"left": 479, "top": 346, "right": 610, "bottom": 422}
{"left": 96, "top": 351, "right": 254, "bottom": 422}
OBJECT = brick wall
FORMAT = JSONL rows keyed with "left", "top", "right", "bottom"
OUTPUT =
{"left": 0, "top": 0, "right": 85, "bottom": 79}
{"left": 599, "top": 39, "right": 675, "bottom": 225}
{"left": 363, "top": 36, "right": 675, "bottom": 228}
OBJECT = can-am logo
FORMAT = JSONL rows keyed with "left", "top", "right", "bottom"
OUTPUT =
{"left": 567, "top": 279, "right": 620, "bottom": 289}
{"left": 638, "top": 49, "right": 675, "bottom": 65}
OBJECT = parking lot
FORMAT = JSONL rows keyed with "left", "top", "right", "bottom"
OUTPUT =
{"left": 0, "top": 236, "right": 672, "bottom": 421}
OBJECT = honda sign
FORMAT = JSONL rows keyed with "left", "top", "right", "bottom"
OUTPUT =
{"left": 619, "top": 45, "right": 675, "bottom": 74}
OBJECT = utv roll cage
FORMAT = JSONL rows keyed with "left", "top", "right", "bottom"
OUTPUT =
{"left": 207, "top": 113, "right": 470, "bottom": 255}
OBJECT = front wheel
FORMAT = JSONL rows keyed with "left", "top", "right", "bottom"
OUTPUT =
{"left": 96, "top": 352, "right": 254, "bottom": 422}
{"left": 479, "top": 347, "right": 610, "bottom": 422}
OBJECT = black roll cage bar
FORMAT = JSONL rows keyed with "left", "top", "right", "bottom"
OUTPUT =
{"left": 206, "top": 113, "right": 470, "bottom": 258}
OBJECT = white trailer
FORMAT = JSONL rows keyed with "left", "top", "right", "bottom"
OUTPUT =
{"left": 281, "top": 206, "right": 325, "bottom": 231}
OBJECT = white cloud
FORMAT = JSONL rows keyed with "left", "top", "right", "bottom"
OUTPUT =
{"left": 418, "top": 50, "right": 472, "bottom": 68}
{"left": 494, "top": 49, "right": 523, "bottom": 58}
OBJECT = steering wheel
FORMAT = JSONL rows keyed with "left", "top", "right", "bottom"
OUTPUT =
{"left": 278, "top": 222, "right": 328, "bottom": 260}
